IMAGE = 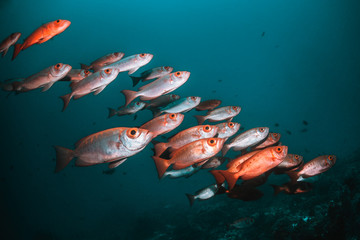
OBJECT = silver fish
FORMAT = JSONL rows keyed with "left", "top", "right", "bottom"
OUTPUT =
{"left": 185, "top": 183, "right": 225, "bottom": 206}
{"left": 99, "top": 53, "right": 153, "bottom": 75}
{"left": 161, "top": 165, "right": 201, "bottom": 179}
{"left": 153, "top": 96, "right": 201, "bottom": 117}
{"left": 194, "top": 106, "right": 241, "bottom": 124}
{"left": 108, "top": 101, "right": 146, "bottom": 118}
{"left": 216, "top": 122, "right": 240, "bottom": 140}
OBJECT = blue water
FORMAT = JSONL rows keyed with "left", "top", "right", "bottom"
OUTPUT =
{"left": 1, "top": 0, "right": 360, "bottom": 239}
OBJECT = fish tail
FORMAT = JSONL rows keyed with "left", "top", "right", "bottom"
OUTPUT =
{"left": 80, "top": 63, "right": 90, "bottom": 70}
{"left": 194, "top": 115, "right": 206, "bottom": 125}
{"left": 159, "top": 171, "right": 169, "bottom": 180}
{"left": 220, "top": 170, "right": 239, "bottom": 190}
{"left": 152, "top": 156, "right": 172, "bottom": 179}
{"left": 185, "top": 193, "right": 195, "bottom": 207}
{"left": 121, "top": 89, "right": 138, "bottom": 107}
{"left": 1, "top": 47, "right": 9, "bottom": 57}
{"left": 59, "top": 93, "right": 73, "bottom": 112}
{"left": 107, "top": 108, "right": 117, "bottom": 118}
{"left": 270, "top": 184, "right": 283, "bottom": 195}
{"left": 154, "top": 142, "right": 168, "bottom": 157}
{"left": 148, "top": 106, "right": 161, "bottom": 117}
{"left": 210, "top": 170, "right": 226, "bottom": 185}
{"left": 130, "top": 76, "right": 142, "bottom": 87}
{"left": 12, "top": 43, "right": 22, "bottom": 60}
{"left": 286, "top": 171, "right": 299, "bottom": 183}
{"left": 221, "top": 144, "right": 230, "bottom": 156}
{"left": 11, "top": 81, "right": 23, "bottom": 91}
{"left": 53, "top": 145, "right": 74, "bottom": 172}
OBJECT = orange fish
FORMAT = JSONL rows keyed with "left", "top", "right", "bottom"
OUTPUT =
{"left": 12, "top": 19, "right": 71, "bottom": 60}
{"left": 219, "top": 146, "right": 288, "bottom": 190}
{"left": 153, "top": 138, "right": 225, "bottom": 178}
{"left": 140, "top": 113, "right": 184, "bottom": 139}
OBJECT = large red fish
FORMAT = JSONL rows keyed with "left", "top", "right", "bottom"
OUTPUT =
{"left": 54, "top": 127, "right": 153, "bottom": 172}
{"left": 12, "top": 19, "right": 71, "bottom": 60}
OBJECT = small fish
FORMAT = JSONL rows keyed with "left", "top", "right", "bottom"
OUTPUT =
{"left": 195, "top": 99, "right": 222, "bottom": 111}
{"left": 194, "top": 106, "right": 241, "bottom": 125}
{"left": 60, "top": 68, "right": 119, "bottom": 111}
{"left": 218, "top": 146, "right": 288, "bottom": 190}
{"left": 12, "top": 19, "right": 71, "bottom": 60}
{"left": 121, "top": 71, "right": 190, "bottom": 106}
{"left": 140, "top": 113, "right": 184, "bottom": 139}
{"left": 0, "top": 32, "right": 21, "bottom": 57}
{"left": 102, "top": 169, "right": 116, "bottom": 175}
{"left": 60, "top": 69, "right": 92, "bottom": 82}
{"left": 161, "top": 165, "right": 201, "bottom": 179}
{"left": 145, "top": 94, "right": 180, "bottom": 108}
{"left": 99, "top": 53, "right": 153, "bottom": 75}
{"left": 185, "top": 183, "right": 224, "bottom": 206}
{"left": 303, "top": 120, "right": 308, "bottom": 125}
{"left": 108, "top": 101, "right": 145, "bottom": 118}
{"left": 12, "top": 63, "right": 72, "bottom": 92}
{"left": 271, "top": 181, "right": 313, "bottom": 195}
{"left": 261, "top": 32, "right": 265, "bottom": 37}
{"left": 54, "top": 127, "right": 153, "bottom": 172}
{"left": 80, "top": 52, "right": 124, "bottom": 72}
{"left": 154, "top": 124, "right": 219, "bottom": 156}
{"left": 222, "top": 127, "right": 269, "bottom": 156}
{"left": 152, "top": 96, "right": 201, "bottom": 117}
{"left": 287, "top": 155, "right": 336, "bottom": 182}
{"left": 153, "top": 138, "right": 225, "bottom": 178}
{"left": 216, "top": 122, "right": 240, "bottom": 140}
{"left": 286, "top": 130, "right": 292, "bottom": 135}
{"left": 130, "top": 66, "right": 173, "bottom": 87}
{"left": 251, "top": 132, "right": 281, "bottom": 151}
{"left": 201, "top": 156, "right": 229, "bottom": 169}
{"left": 300, "top": 128, "right": 308, "bottom": 133}
{"left": 273, "top": 153, "right": 303, "bottom": 174}
{"left": 274, "top": 123, "right": 279, "bottom": 127}
{"left": 229, "top": 217, "right": 255, "bottom": 229}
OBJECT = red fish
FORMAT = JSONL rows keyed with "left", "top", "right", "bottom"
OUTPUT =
{"left": 12, "top": 19, "right": 71, "bottom": 60}
{"left": 153, "top": 138, "right": 225, "bottom": 178}
{"left": 0, "top": 32, "right": 21, "bottom": 57}
{"left": 80, "top": 52, "right": 125, "bottom": 72}
{"left": 251, "top": 132, "right": 281, "bottom": 151}
{"left": 140, "top": 113, "right": 184, "bottom": 139}
{"left": 273, "top": 153, "right": 304, "bottom": 174}
{"left": 195, "top": 99, "right": 222, "bottom": 111}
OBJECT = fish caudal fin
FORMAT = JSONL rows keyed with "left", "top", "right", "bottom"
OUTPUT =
{"left": 185, "top": 193, "right": 195, "bottom": 207}
{"left": 154, "top": 142, "right": 168, "bottom": 157}
{"left": 270, "top": 184, "right": 283, "bottom": 195}
{"left": 152, "top": 156, "right": 172, "bottom": 179}
{"left": 194, "top": 115, "right": 206, "bottom": 125}
{"left": 121, "top": 89, "right": 138, "bottom": 107}
{"left": 12, "top": 43, "right": 22, "bottom": 60}
{"left": 80, "top": 63, "right": 90, "bottom": 70}
{"left": 220, "top": 171, "right": 239, "bottom": 190}
{"left": 130, "top": 76, "right": 142, "bottom": 87}
{"left": 108, "top": 108, "right": 117, "bottom": 118}
{"left": 286, "top": 171, "right": 300, "bottom": 183}
{"left": 221, "top": 144, "right": 231, "bottom": 156}
{"left": 54, "top": 146, "right": 74, "bottom": 172}
{"left": 148, "top": 106, "right": 161, "bottom": 117}
{"left": 59, "top": 93, "right": 73, "bottom": 112}
{"left": 210, "top": 170, "right": 226, "bottom": 185}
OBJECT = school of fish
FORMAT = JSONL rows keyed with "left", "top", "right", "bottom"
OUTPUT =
{"left": 1, "top": 20, "right": 337, "bottom": 208}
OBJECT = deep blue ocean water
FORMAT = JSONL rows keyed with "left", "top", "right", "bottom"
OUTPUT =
{"left": 1, "top": 0, "right": 360, "bottom": 239}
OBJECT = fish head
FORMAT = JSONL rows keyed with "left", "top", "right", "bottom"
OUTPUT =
{"left": 270, "top": 145, "right": 288, "bottom": 161}
{"left": 187, "top": 96, "right": 201, "bottom": 105}
{"left": 120, "top": 127, "right": 154, "bottom": 151}
{"left": 270, "top": 132, "right": 281, "bottom": 142}
{"left": 324, "top": 155, "right": 336, "bottom": 168}
{"left": 81, "top": 69, "right": 92, "bottom": 78}
{"left": 165, "top": 113, "right": 184, "bottom": 125}
{"left": 130, "top": 101, "right": 146, "bottom": 111}
{"left": 113, "top": 52, "right": 125, "bottom": 60}
{"left": 136, "top": 53, "right": 153, "bottom": 65}
{"left": 100, "top": 68, "right": 119, "bottom": 79}
{"left": 290, "top": 153, "right": 303, "bottom": 165}
{"left": 52, "top": 19, "right": 71, "bottom": 33}
{"left": 255, "top": 127, "right": 270, "bottom": 139}
{"left": 204, "top": 138, "right": 226, "bottom": 155}
{"left": 227, "top": 122, "right": 240, "bottom": 134}
{"left": 163, "top": 66, "right": 174, "bottom": 73}
{"left": 10, "top": 32, "right": 21, "bottom": 41}
{"left": 199, "top": 124, "right": 219, "bottom": 138}
{"left": 50, "top": 63, "right": 72, "bottom": 78}
{"left": 171, "top": 71, "right": 191, "bottom": 85}
{"left": 229, "top": 106, "right": 241, "bottom": 115}
{"left": 170, "top": 94, "right": 181, "bottom": 101}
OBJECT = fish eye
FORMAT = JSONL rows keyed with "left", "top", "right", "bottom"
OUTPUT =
{"left": 328, "top": 155, "right": 333, "bottom": 161}
{"left": 84, "top": 70, "right": 90, "bottom": 75}
{"left": 191, "top": 96, "right": 196, "bottom": 101}
{"left": 275, "top": 147, "right": 282, "bottom": 153}
{"left": 232, "top": 106, "right": 237, "bottom": 111}
{"left": 259, "top": 127, "right": 265, "bottom": 132}
{"left": 56, "top": 20, "right": 60, "bottom": 23}
{"left": 165, "top": 66, "right": 171, "bottom": 71}
{"left": 169, "top": 113, "right": 176, "bottom": 120}
{"left": 174, "top": 71, "right": 181, "bottom": 77}
{"left": 273, "top": 133, "right": 278, "bottom": 137}
{"left": 294, "top": 155, "right": 299, "bottom": 160}
{"left": 227, "top": 122, "right": 234, "bottom": 128}
{"left": 203, "top": 125, "right": 211, "bottom": 132}
{"left": 136, "top": 102, "right": 140, "bottom": 106}
{"left": 104, "top": 69, "right": 112, "bottom": 74}
{"left": 139, "top": 53, "right": 146, "bottom": 58}
{"left": 55, "top": 63, "right": 62, "bottom": 70}
{"left": 126, "top": 128, "right": 139, "bottom": 138}
{"left": 207, "top": 138, "right": 217, "bottom": 146}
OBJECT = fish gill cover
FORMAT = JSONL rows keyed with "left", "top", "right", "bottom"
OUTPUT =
{"left": 0, "top": 0, "right": 360, "bottom": 239}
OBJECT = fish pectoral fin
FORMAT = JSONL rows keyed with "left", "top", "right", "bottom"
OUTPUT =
{"left": 37, "top": 36, "right": 51, "bottom": 44}
{"left": 128, "top": 67, "right": 140, "bottom": 75}
{"left": 41, "top": 82, "right": 55, "bottom": 92}
{"left": 108, "top": 158, "right": 127, "bottom": 169}
{"left": 93, "top": 85, "right": 106, "bottom": 95}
